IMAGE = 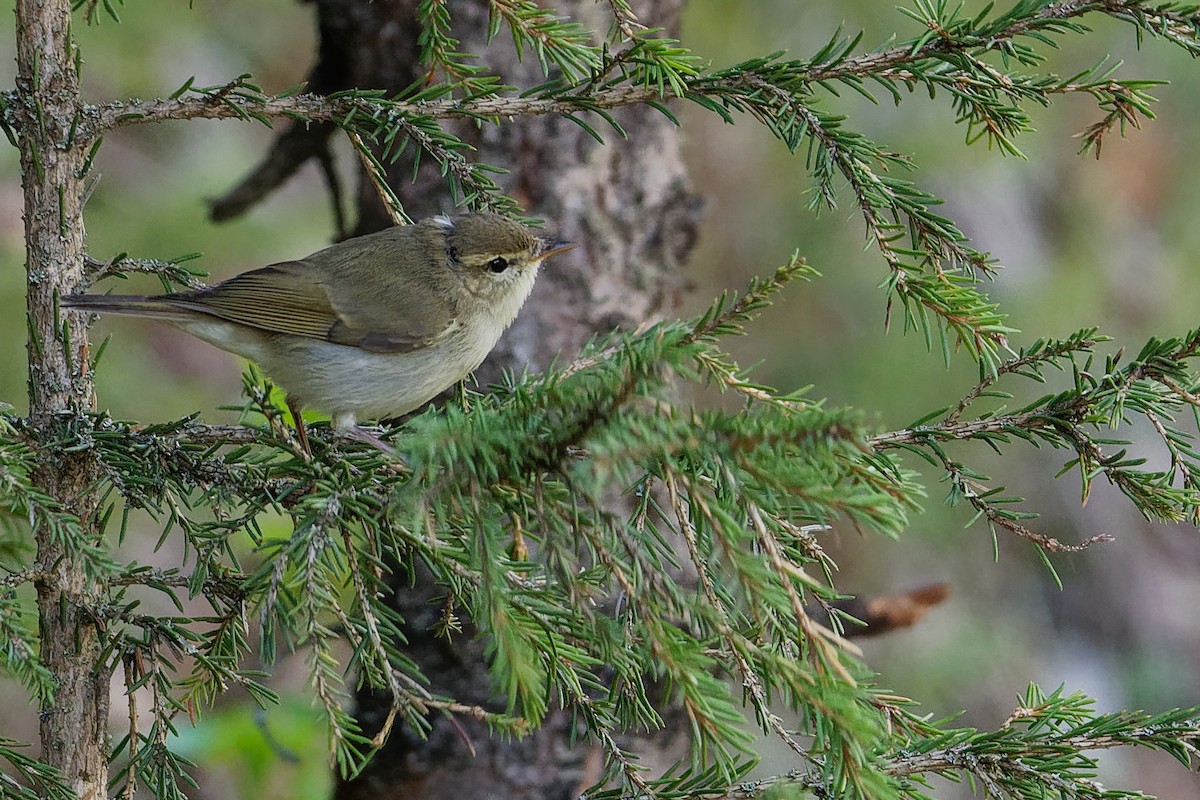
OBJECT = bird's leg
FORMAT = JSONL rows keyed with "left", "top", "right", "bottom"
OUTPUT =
{"left": 285, "top": 394, "right": 312, "bottom": 456}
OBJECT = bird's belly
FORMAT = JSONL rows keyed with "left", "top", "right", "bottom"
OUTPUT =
{"left": 265, "top": 336, "right": 487, "bottom": 421}
{"left": 170, "top": 317, "right": 499, "bottom": 424}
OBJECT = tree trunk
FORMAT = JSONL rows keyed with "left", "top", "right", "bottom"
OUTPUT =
{"left": 218, "top": 1, "right": 702, "bottom": 797}
{"left": 15, "top": 1, "right": 109, "bottom": 797}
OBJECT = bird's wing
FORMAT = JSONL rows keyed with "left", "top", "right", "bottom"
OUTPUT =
{"left": 180, "top": 262, "right": 455, "bottom": 354}
{"left": 180, "top": 265, "right": 338, "bottom": 339}
{"left": 327, "top": 319, "right": 457, "bottom": 353}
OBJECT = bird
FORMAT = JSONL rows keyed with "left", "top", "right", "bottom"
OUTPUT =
{"left": 64, "top": 212, "right": 575, "bottom": 450}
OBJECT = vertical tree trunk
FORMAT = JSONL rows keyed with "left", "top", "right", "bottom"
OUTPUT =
{"left": 15, "top": 1, "right": 109, "bottom": 797}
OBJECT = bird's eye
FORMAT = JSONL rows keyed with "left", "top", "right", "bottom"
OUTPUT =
{"left": 486, "top": 257, "right": 509, "bottom": 273}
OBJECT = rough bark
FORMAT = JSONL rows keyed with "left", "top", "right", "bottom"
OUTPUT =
{"left": 210, "top": 1, "right": 701, "bottom": 797}
{"left": 15, "top": 1, "right": 109, "bottom": 797}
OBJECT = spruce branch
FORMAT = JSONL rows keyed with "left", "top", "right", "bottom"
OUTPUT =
{"left": 939, "top": 447, "right": 1114, "bottom": 553}
{"left": 668, "top": 472, "right": 812, "bottom": 766}
{"left": 91, "top": 87, "right": 664, "bottom": 134}
{"left": 73, "top": 0, "right": 124, "bottom": 26}
{"left": 486, "top": 0, "right": 601, "bottom": 81}
{"left": 885, "top": 684, "right": 1200, "bottom": 797}
{"left": 617, "top": 686, "right": 1200, "bottom": 799}
{"left": 0, "top": 414, "right": 117, "bottom": 578}
{"left": 416, "top": 0, "right": 493, "bottom": 91}
{"left": 0, "top": 588, "right": 55, "bottom": 703}
{"left": 871, "top": 326, "right": 1200, "bottom": 545}
{"left": 264, "top": 503, "right": 370, "bottom": 772}
{"left": 601, "top": 0, "right": 645, "bottom": 40}
{"left": 804, "top": 0, "right": 1200, "bottom": 84}
{"left": 85, "top": 1, "right": 1200, "bottom": 137}
{"left": 942, "top": 329, "right": 1108, "bottom": 426}
{"left": 82, "top": 253, "right": 207, "bottom": 291}
{"left": 0, "top": 738, "right": 76, "bottom": 800}
{"left": 338, "top": 523, "right": 407, "bottom": 749}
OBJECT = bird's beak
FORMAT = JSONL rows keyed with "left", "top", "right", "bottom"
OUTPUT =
{"left": 537, "top": 239, "right": 577, "bottom": 262}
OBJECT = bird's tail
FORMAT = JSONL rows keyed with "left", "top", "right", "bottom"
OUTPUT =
{"left": 62, "top": 294, "right": 191, "bottom": 321}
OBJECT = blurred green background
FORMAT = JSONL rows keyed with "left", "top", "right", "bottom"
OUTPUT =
{"left": 2, "top": 2, "right": 1198, "bottom": 797}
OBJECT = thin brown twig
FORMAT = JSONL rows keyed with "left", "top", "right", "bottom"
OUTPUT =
{"left": 346, "top": 130, "right": 409, "bottom": 227}
{"left": 1161, "top": 375, "right": 1200, "bottom": 408}
{"left": 120, "top": 651, "right": 139, "bottom": 800}
{"left": 91, "top": 87, "right": 663, "bottom": 136}
{"left": 937, "top": 452, "right": 1112, "bottom": 553}
{"left": 943, "top": 337, "right": 1099, "bottom": 426}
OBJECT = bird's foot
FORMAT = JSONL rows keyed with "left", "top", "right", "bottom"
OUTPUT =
{"left": 345, "top": 424, "right": 398, "bottom": 455}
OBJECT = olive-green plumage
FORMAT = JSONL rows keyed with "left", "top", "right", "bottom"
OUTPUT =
{"left": 64, "top": 213, "right": 573, "bottom": 433}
